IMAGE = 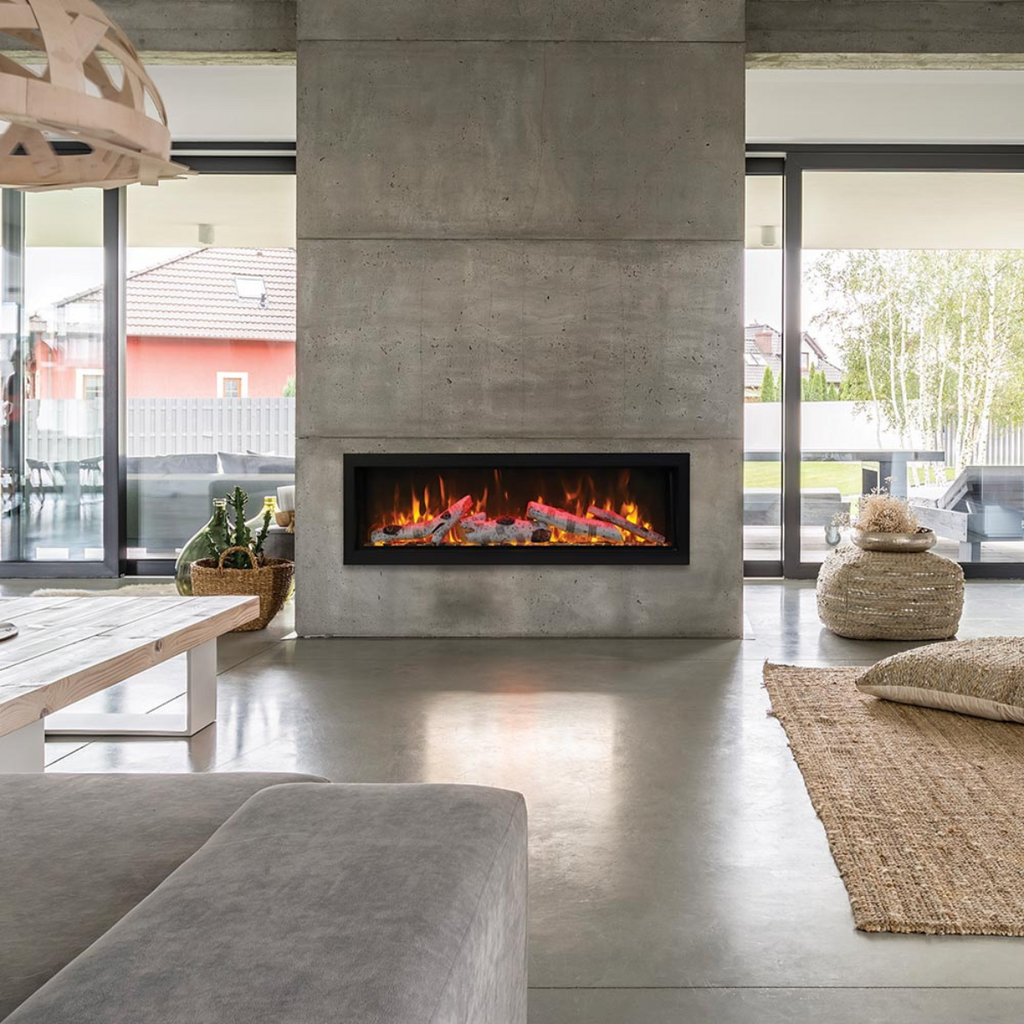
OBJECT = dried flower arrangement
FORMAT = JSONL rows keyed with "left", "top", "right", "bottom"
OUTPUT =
{"left": 856, "top": 490, "right": 920, "bottom": 534}
{"left": 829, "top": 482, "right": 930, "bottom": 535}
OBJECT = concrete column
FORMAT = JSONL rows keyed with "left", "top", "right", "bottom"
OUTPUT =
{"left": 296, "top": 1, "right": 746, "bottom": 637}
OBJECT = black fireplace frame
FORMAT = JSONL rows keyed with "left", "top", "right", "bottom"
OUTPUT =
{"left": 343, "top": 452, "right": 690, "bottom": 566}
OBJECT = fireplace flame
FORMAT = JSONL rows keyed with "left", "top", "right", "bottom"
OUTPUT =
{"left": 371, "top": 470, "right": 665, "bottom": 546}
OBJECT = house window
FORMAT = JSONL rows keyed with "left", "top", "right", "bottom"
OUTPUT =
{"left": 235, "top": 276, "right": 267, "bottom": 305}
{"left": 76, "top": 369, "right": 103, "bottom": 401}
{"left": 217, "top": 371, "right": 248, "bottom": 398}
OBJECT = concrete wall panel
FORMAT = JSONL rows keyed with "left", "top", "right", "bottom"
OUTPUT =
{"left": 299, "top": 0, "right": 744, "bottom": 43}
{"left": 298, "top": 42, "right": 743, "bottom": 241}
{"left": 296, "top": 435, "right": 743, "bottom": 638}
{"left": 297, "top": 2, "right": 744, "bottom": 638}
{"left": 298, "top": 239, "right": 741, "bottom": 441}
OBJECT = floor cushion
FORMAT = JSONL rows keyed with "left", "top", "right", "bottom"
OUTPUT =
{"left": 856, "top": 637, "right": 1024, "bottom": 723}
{"left": 0, "top": 772, "right": 327, "bottom": 1019}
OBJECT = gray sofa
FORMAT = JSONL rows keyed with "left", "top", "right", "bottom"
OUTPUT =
{"left": 0, "top": 773, "right": 528, "bottom": 1023}
{"left": 127, "top": 452, "right": 295, "bottom": 555}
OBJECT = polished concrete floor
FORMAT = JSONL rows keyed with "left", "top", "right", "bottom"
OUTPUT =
{"left": 5, "top": 579, "right": 1024, "bottom": 1022}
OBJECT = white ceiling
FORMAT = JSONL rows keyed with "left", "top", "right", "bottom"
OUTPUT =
{"left": 745, "top": 176, "right": 782, "bottom": 249}
{"left": 803, "top": 172, "right": 1024, "bottom": 249}
{"left": 127, "top": 175, "right": 296, "bottom": 247}
{"left": 151, "top": 65, "right": 1024, "bottom": 148}
{"left": 25, "top": 175, "right": 296, "bottom": 248}
{"left": 747, "top": 69, "right": 1024, "bottom": 144}
{"left": 746, "top": 171, "right": 1024, "bottom": 250}
{"left": 150, "top": 65, "right": 296, "bottom": 142}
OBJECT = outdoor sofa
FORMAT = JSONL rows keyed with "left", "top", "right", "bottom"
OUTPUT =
{"left": 127, "top": 451, "right": 295, "bottom": 553}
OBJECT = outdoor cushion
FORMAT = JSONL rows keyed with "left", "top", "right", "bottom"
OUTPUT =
{"left": 126, "top": 453, "right": 219, "bottom": 476}
{"left": 5, "top": 783, "right": 528, "bottom": 1024}
{"left": 217, "top": 451, "right": 295, "bottom": 475}
{"left": 856, "top": 637, "right": 1024, "bottom": 723}
{"left": 0, "top": 772, "right": 327, "bottom": 1020}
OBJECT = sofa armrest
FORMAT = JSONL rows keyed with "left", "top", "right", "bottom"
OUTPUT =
{"left": 0, "top": 772, "right": 328, "bottom": 1020}
{"left": 7, "top": 783, "right": 528, "bottom": 1024}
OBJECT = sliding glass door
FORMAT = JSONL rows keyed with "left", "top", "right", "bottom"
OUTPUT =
{"left": 1, "top": 189, "right": 108, "bottom": 568}
{"left": 125, "top": 173, "right": 296, "bottom": 564}
{"left": 769, "top": 149, "right": 1024, "bottom": 578}
{"left": 0, "top": 150, "right": 296, "bottom": 577}
{"left": 744, "top": 167, "right": 784, "bottom": 569}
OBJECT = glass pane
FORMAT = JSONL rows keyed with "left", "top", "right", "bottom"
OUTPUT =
{"left": 126, "top": 174, "right": 296, "bottom": 559}
{"left": 1, "top": 189, "right": 105, "bottom": 562}
{"left": 744, "top": 174, "right": 783, "bottom": 562}
{"left": 802, "top": 170, "right": 1024, "bottom": 564}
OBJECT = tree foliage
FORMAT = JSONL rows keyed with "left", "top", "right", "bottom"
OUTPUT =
{"left": 807, "top": 249, "right": 1024, "bottom": 469}
{"left": 801, "top": 365, "right": 840, "bottom": 403}
{"left": 757, "top": 362, "right": 840, "bottom": 403}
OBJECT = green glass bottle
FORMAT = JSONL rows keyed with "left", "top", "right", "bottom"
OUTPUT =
{"left": 175, "top": 498, "right": 229, "bottom": 596}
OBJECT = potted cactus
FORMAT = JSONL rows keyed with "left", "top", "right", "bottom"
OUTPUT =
{"left": 190, "top": 487, "right": 295, "bottom": 630}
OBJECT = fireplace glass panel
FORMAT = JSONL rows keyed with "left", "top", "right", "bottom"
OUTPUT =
{"left": 345, "top": 455, "right": 688, "bottom": 564}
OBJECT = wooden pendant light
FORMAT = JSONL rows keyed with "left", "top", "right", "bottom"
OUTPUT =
{"left": 0, "top": 0, "right": 192, "bottom": 190}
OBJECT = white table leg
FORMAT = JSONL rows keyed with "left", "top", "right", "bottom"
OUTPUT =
{"left": 0, "top": 719, "right": 45, "bottom": 773}
{"left": 186, "top": 639, "right": 217, "bottom": 734}
{"left": 44, "top": 638, "right": 219, "bottom": 739}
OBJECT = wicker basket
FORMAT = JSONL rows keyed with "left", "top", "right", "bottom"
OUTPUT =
{"left": 191, "top": 546, "right": 294, "bottom": 632}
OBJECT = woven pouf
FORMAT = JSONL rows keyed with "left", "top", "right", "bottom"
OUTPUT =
{"left": 816, "top": 544, "right": 964, "bottom": 640}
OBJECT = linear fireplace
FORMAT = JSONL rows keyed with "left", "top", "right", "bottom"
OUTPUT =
{"left": 343, "top": 453, "right": 689, "bottom": 565}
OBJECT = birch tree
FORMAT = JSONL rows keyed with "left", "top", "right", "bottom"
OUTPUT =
{"left": 807, "top": 249, "right": 1024, "bottom": 471}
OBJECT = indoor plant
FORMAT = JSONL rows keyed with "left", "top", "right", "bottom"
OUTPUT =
{"left": 848, "top": 489, "right": 936, "bottom": 553}
{"left": 190, "top": 487, "right": 295, "bottom": 630}
{"left": 174, "top": 497, "right": 229, "bottom": 596}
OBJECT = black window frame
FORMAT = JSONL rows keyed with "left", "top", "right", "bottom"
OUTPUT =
{"left": 0, "top": 143, "right": 296, "bottom": 578}
{"left": 746, "top": 144, "right": 1024, "bottom": 580}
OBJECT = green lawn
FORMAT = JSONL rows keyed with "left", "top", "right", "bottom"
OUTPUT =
{"left": 744, "top": 462, "right": 954, "bottom": 494}
{"left": 744, "top": 462, "right": 861, "bottom": 493}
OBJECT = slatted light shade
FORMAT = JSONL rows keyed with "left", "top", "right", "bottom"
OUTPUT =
{"left": 0, "top": 0, "right": 191, "bottom": 190}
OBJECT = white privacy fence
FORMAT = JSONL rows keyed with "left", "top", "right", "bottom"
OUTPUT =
{"left": 744, "top": 402, "right": 907, "bottom": 454}
{"left": 941, "top": 420, "right": 1024, "bottom": 467}
{"left": 21, "top": 397, "right": 297, "bottom": 464}
{"left": 125, "top": 398, "right": 296, "bottom": 457}
{"left": 746, "top": 401, "right": 1024, "bottom": 469}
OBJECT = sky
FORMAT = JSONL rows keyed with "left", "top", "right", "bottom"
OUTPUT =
{"left": 745, "top": 248, "right": 841, "bottom": 363}
{"left": 22, "top": 247, "right": 194, "bottom": 316}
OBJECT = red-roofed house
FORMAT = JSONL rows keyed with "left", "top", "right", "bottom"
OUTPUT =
{"left": 31, "top": 247, "right": 296, "bottom": 400}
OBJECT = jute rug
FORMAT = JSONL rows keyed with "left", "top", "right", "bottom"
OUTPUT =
{"left": 764, "top": 662, "right": 1024, "bottom": 936}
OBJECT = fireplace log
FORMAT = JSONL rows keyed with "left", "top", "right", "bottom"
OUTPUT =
{"left": 370, "top": 521, "right": 434, "bottom": 543}
{"left": 586, "top": 506, "right": 667, "bottom": 545}
{"left": 526, "top": 501, "right": 624, "bottom": 542}
{"left": 461, "top": 514, "right": 553, "bottom": 545}
{"left": 371, "top": 494, "right": 474, "bottom": 545}
{"left": 430, "top": 494, "right": 473, "bottom": 546}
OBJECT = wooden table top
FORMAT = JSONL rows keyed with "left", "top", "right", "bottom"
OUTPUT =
{"left": 0, "top": 595, "right": 259, "bottom": 740}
